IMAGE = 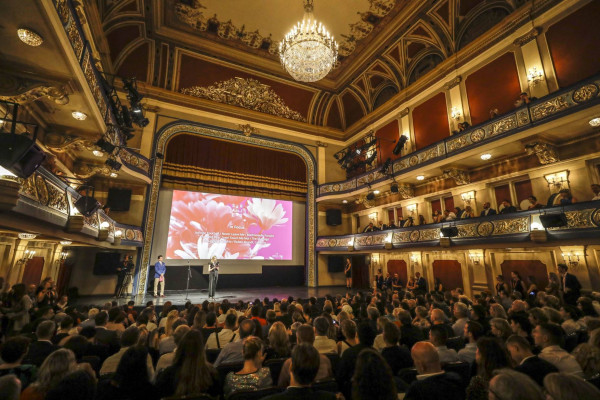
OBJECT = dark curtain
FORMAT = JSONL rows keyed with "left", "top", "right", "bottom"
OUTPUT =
{"left": 56, "top": 260, "right": 73, "bottom": 296}
{"left": 162, "top": 134, "right": 307, "bottom": 201}
{"left": 22, "top": 257, "right": 44, "bottom": 287}
{"left": 432, "top": 260, "right": 463, "bottom": 289}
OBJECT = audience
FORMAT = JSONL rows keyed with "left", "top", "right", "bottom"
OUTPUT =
{"left": 466, "top": 337, "right": 511, "bottom": 400}
{"left": 352, "top": 348, "right": 397, "bottom": 400}
{"left": 0, "top": 374, "right": 21, "bottom": 400}
{"left": 543, "top": 372, "right": 600, "bottom": 400}
{"left": 487, "top": 369, "right": 544, "bottom": 400}
{"left": 223, "top": 336, "right": 272, "bottom": 396}
{"left": 532, "top": 323, "right": 584, "bottom": 377}
{"left": 213, "top": 319, "right": 255, "bottom": 366}
{"left": 505, "top": 334, "right": 558, "bottom": 386}
{"left": 20, "top": 349, "right": 78, "bottom": 400}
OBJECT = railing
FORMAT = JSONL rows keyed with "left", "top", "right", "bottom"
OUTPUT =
{"left": 3, "top": 166, "right": 143, "bottom": 247}
{"left": 318, "top": 75, "right": 600, "bottom": 199}
{"left": 316, "top": 202, "right": 600, "bottom": 251}
{"left": 50, "top": 0, "right": 151, "bottom": 178}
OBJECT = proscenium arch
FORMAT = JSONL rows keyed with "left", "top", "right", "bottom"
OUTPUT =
{"left": 135, "top": 121, "right": 317, "bottom": 295}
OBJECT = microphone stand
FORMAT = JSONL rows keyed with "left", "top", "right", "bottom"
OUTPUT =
{"left": 185, "top": 260, "right": 192, "bottom": 301}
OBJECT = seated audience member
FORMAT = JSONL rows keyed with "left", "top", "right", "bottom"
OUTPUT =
{"left": 452, "top": 302, "right": 469, "bottom": 338}
{"left": 458, "top": 321, "right": 483, "bottom": 365}
{"left": 380, "top": 322, "right": 413, "bottom": 375}
{"left": 527, "top": 195, "right": 544, "bottom": 210}
{"left": 490, "top": 318, "right": 512, "bottom": 341}
{"left": 278, "top": 324, "right": 333, "bottom": 387}
{"left": 543, "top": 372, "right": 600, "bottom": 399}
{"left": 313, "top": 317, "right": 337, "bottom": 354}
{"left": 94, "top": 311, "right": 120, "bottom": 355}
{"left": 532, "top": 323, "right": 584, "bottom": 377}
{"left": 337, "top": 319, "right": 359, "bottom": 356}
{"left": 352, "top": 348, "right": 397, "bottom": 400}
{"left": 557, "top": 188, "right": 577, "bottom": 205}
{"left": 0, "top": 337, "right": 36, "bottom": 389}
{"left": 20, "top": 349, "right": 77, "bottom": 400}
{"left": 159, "top": 319, "right": 187, "bottom": 355}
{"left": 459, "top": 206, "right": 474, "bottom": 219}
{"left": 79, "top": 308, "right": 99, "bottom": 329}
{"left": 224, "top": 336, "right": 272, "bottom": 397}
{"left": 377, "top": 220, "right": 387, "bottom": 230}
{"left": 45, "top": 369, "right": 96, "bottom": 400}
{"left": 592, "top": 183, "right": 600, "bottom": 201}
{"left": 213, "top": 319, "right": 255, "bottom": 367}
{"left": 559, "top": 305, "right": 583, "bottom": 335}
{"left": 572, "top": 341, "right": 600, "bottom": 379}
{"left": 23, "top": 320, "right": 59, "bottom": 367}
{"left": 466, "top": 337, "right": 511, "bottom": 400}
{"left": 363, "top": 222, "right": 378, "bottom": 232}
{"left": 398, "top": 309, "right": 426, "bottom": 349}
{"left": 514, "top": 92, "right": 536, "bottom": 107}
{"left": 429, "top": 325, "right": 459, "bottom": 364}
{"left": 490, "top": 108, "right": 499, "bottom": 119}
{"left": 155, "top": 330, "right": 220, "bottom": 399}
{"left": 430, "top": 308, "right": 454, "bottom": 339}
{"left": 480, "top": 202, "right": 497, "bottom": 217}
{"left": 373, "top": 316, "right": 390, "bottom": 352}
{"left": 443, "top": 209, "right": 457, "bottom": 221}
{"left": 206, "top": 313, "right": 238, "bottom": 350}
{"left": 499, "top": 199, "right": 517, "bottom": 214}
{"left": 106, "top": 307, "right": 126, "bottom": 334}
{"left": 263, "top": 344, "right": 337, "bottom": 400}
{"left": 418, "top": 214, "right": 426, "bottom": 225}
{"left": 432, "top": 210, "right": 443, "bottom": 223}
{"left": 404, "top": 342, "right": 464, "bottom": 400}
{"left": 336, "top": 322, "right": 376, "bottom": 398}
{"left": 265, "top": 321, "right": 291, "bottom": 360}
{"left": 487, "top": 369, "right": 544, "bottom": 400}
{"left": 52, "top": 315, "right": 73, "bottom": 345}
{"left": 412, "top": 306, "right": 431, "bottom": 330}
{"left": 96, "top": 345, "right": 158, "bottom": 400}
{"left": 155, "top": 325, "right": 190, "bottom": 376}
{"left": 0, "top": 374, "right": 21, "bottom": 400}
{"left": 508, "top": 313, "right": 533, "bottom": 343}
{"left": 100, "top": 325, "right": 154, "bottom": 376}
{"left": 505, "top": 335, "right": 558, "bottom": 386}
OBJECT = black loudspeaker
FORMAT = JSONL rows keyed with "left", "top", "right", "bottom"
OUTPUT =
{"left": 0, "top": 134, "right": 46, "bottom": 178}
{"left": 440, "top": 226, "right": 459, "bottom": 237}
{"left": 75, "top": 196, "right": 101, "bottom": 217}
{"left": 390, "top": 183, "right": 399, "bottom": 193}
{"left": 540, "top": 213, "right": 568, "bottom": 228}
{"left": 326, "top": 209, "right": 342, "bottom": 226}
{"left": 328, "top": 255, "right": 345, "bottom": 272}
{"left": 93, "top": 252, "right": 122, "bottom": 275}
{"left": 107, "top": 188, "right": 132, "bottom": 211}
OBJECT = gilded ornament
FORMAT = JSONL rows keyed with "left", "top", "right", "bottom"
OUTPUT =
{"left": 458, "top": 224, "right": 477, "bottom": 238}
{"left": 397, "top": 184, "right": 414, "bottom": 199}
{"left": 84, "top": 214, "right": 98, "bottom": 228}
{"left": 332, "top": 184, "right": 341, "bottom": 192}
{"left": 562, "top": 210, "right": 594, "bottom": 229}
{"left": 524, "top": 142, "right": 559, "bottom": 165}
{"left": 35, "top": 175, "right": 49, "bottom": 206}
{"left": 19, "top": 175, "right": 38, "bottom": 200}
{"left": 470, "top": 129, "right": 485, "bottom": 143}
{"left": 0, "top": 84, "right": 69, "bottom": 105}
{"left": 572, "top": 84, "right": 599, "bottom": 103}
{"left": 181, "top": 78, "right": 306, "bottom": 122}
{"left": 443, "top": 168, "right": 470, "bottom": 185}
{"left": 477, "top": 221, "right": 494, "bottom": 236}
{"left": 530, "top": 96, "right": 570, "bottom": 121}
{"left": 490, "top": 115, "right": 517, "bottom": 136}
{"left": 328, "top": 239, "right": 337, "bottom": 247}
{"left": 517, "top": 110, "right": 530, "bottom": 126}
{"left": 409, "top": 156, "right": 419, "bottom": 166}
{"left": 46, "top": 183, "right": 68, "bottom": 214}
{"left": 419, "top": 229, "right": 440, "bottom": 241}
{"left": 591, "top": 209, "right": 600, "bottom": 227}
{"left": 126, "top": 229, "right": 135, "bottom": 241}
{"left": 409, "top": 230, "right": 420, "bottom": 242}
{"left": 492, "top": 217, "right": 528, "bottom": 235}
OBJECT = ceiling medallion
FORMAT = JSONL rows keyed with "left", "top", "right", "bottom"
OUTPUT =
{"left": 17, "top": 28, "right": 44, "bottom": 47}
{"left": 279, "top": 0, "right": 338, "bottom": 82}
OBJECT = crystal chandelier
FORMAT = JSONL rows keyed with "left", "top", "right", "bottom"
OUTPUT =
{"left": 279, "top": 0, "right": 338, "bottom": 82}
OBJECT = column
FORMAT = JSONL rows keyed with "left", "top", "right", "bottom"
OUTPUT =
{"left": 515, "top": 29, "right": 550, "bottom": 98}
{"left": 398, "top": 108, "right": 413, "bottom": 153}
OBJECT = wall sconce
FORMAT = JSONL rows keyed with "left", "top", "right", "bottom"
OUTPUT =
{"left": 527, "top": 67, "right": 544, "bottom": 87}
{"left": 561, "top": 251, "right": 581, "bottom": 267}
{"left": 100, "top": 221, "right": 110, "bottom": 229}
{"left": 406, "top": 204, "right": 417, "bottom": 214}
{"left": 60, "top": 240, "right": 72, "bottom": 246}
{"left": 469, "top": 252, "right": 481, "bottom": 265}
{"left": 410, "top": 254, "right": 419, "bottom": 265}
{"left": 114, "top": 230, "right": 123, "bottom": 238}
{"left": 18, "top": 249, "right": 36, "bottom": 264}
{"left": 544, "top": 171, "right": 569, "bottom": 191}
{"left": 451, "top": 107, "right": 462, "bottom": 121}
{"left": 59, "top": 251, "right": 68, "bottom": 261}
{"left": 461, "top": 191, "right": 475, "bottom": 204}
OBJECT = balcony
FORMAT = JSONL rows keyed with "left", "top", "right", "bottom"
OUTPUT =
{"left": 316, "top": 201, "right": 600, "bottom": 251}
{"left": 317, "top": 75, "right": 600, "bottom": 200}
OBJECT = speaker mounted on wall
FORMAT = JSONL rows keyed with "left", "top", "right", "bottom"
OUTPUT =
{"left": 326, "top": 209, "right": 342, "bottom": 226}
{"left": 539, "top": 213, "right": 568, "bottom": 228}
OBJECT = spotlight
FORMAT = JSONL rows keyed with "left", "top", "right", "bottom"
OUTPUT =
{"left": 105, "top": 158, "right": 122, "bottom": 171}
{"left": 440, "top": 226, "right": 458, "bottom": 237}
{"left": 365, "top": 152, "right": 377, "bottom": 166}
{"left": 356, "top": 149, "right": 361, "bottom": 155}
{"left": 393, "top": 135, "right": 409, "bottom": 155}
{"left": 416, "top": 175, "right": 425, "bottom": 181}
{"left": 96, "top": 138, "right": 116, "bottom": 154}
{"left": 390, "top": 182, "right": 399, "bottom": 193}
{"left": 481, "top": 153, "right": 492, "bottom": 160}
{"left": 381, "top": 158, "right": 392, "bottom": 174}
{"left": 373, "top": 190, "right": 380, "bottom": 195}
{"left": 366, "top": 192, "right": 375, "bottom": 201}
{"left": 540, "top": 213, "right": 568, "bottom": 228}
{"left": 342, "top": 199, "right": 348, "bottom": 204}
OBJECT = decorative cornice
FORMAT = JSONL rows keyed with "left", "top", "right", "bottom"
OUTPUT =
{"left": 181, "top": 77, "right": 307, "bottom": 122}
{"left": 443, "top": 76, "right": 462, "bottom": 91}
{"left": 524, "top": 141, "right": 560, "bottom": 165}
{"left": 443, "top": 168, "right": 470, "bottom": 185}
{"left": 513, "top": 27, "right": 540, "bottom": 47}
{"left": 44, "top": 133, "right": 97, "bottom": 153}
{"left": 399, "top": 107, "right": 410, "bottom": 118}
{"left": 238, "top": 123, "right": 259, "bottom": 137}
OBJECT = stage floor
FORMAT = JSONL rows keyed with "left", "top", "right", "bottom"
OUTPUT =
{"left": 73, "top": 286, "right": 350, "bottom": 307}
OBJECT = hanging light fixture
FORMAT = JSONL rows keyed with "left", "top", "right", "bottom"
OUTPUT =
{"left": 279, "top": 0, "right": 338, "bottom": 82}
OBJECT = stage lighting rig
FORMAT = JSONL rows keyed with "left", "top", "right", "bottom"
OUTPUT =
{"left": 393, "top": 135, "right": 409, "bottom": 155}
{"left": 123, "top": 78, "right": 150, "bottom": 128}
{"left": 96, "top": 138, "right": 116, "bottom": 154}
{"left": 105, "top": 157, "right": 122, "bottom": 171}
{"left": 381, "top": 158, "right": 392, "bottom": 175}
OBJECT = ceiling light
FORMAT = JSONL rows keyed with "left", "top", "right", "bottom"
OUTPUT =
{"left": 92, "top": 150, "right": 103, "bottom": 157}
{"left": 342, "top": 199, "right": 348, "bottom": 204}
{"left": 72, "top": 111, "right": 87, "bottom": 121}
{"left": 373, "top": 190, "right": 380, "bottom": 195}
{"left": 18, "top": 233, "right": 38, "bottom": 240}
{"left": 110, "top": 172, "right": 118, "bottom": 178}
{"left": 17, "top": 28, "right": 43, "bottom": 46}
{"left": 481, "top": 153, "right": 492, "bottom": 160}
{"left": 60, "top": 240, "right": 72, "bottom": 245}
{"left": 589, "top": 117, "right": 600, "bottom": 127}
{"left": 279, "top": 0, "right": 338, "bottom": 82}
{"left": 416, "top": 175, "right": 425, "bottom": 181}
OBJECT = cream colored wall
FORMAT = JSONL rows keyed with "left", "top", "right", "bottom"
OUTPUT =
{"left": 68, "top": 247, "right": 137, "bottom": 295}
{"left": 316, "top": 253, "right": 346, "bottom": 286}
{"left": 318, "top": 212, "right": 353, "bottom": 236}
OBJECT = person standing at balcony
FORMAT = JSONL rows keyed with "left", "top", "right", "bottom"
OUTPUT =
{"left": 153, "top": 255, "right": 166, "bottom": 298}
{"left": 480, "top": 202, "right": 496, "bottom": 217}
{"left": 443, "top": 209, "right": 456, "bottom": 221}
{"left": 527, "top": 196, "right": 544, "bottom": 210}
{"left": 558, "top": 189, "right": 577, "bottom": 205}
{"left": 344, "top": 258, "right": 352, "bottom": 290}
{"left": 558, "top": 264, "right": 581, "bottom": 306}
{"left": 591, "top": 183, "right": 600, "bottom": 200}
{"left": 500, "top": 199, "right": 517, "bottom": 214}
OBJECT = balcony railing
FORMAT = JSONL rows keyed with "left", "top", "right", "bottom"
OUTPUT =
{"left": 316, "top": 202, "right": 600, "bottom": 251}
{"left": 318, "top": 75, "right": 600, "bottom": 200}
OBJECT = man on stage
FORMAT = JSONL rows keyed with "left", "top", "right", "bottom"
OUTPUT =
{"left": 154, "top": 255, "right": 166, "bottom": 298}
{"left": 114, "top": 255, "right": 133, "bottom": 298}
{"left": 208, "top": 255, "right": 219, "bottom": 300}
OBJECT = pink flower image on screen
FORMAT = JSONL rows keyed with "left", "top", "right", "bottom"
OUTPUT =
{"left": 166, "top": 191, "right": 293, "bottom": 260}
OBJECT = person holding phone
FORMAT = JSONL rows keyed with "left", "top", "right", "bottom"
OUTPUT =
{"left": 208, "top": 255, "right": 219, "bottom": 300}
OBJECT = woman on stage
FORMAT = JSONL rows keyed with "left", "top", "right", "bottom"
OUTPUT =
{"left": 208, "top": 256, "right": 219, "bottom": 300}
{"left": 344, "top": 257, "right": 352, "bottom": 290}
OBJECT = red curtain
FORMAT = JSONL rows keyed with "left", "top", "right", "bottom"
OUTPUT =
{"left": 431, "top": 199, "right": 442, "bottom": 214}
{"left": 56, "top": 260, "right": 73, "bottom": 296}
{"left": 22, "top": 257, "right": 44, "bottom": 287}
{"left": 163, "top": 134, "right": 307, "bottom": 201}
{"left": 494, "top": 185, "right": 512, "bottom": 209}
{"left": 444, "top": 196, "right": 455, "bottom": 212}
{"left": 514, "top": 180, "right": 533, "bottom": 206}
{"left": 500, "top": 260, "right": 549, "bottom": 290}
{"left": 387, "top": 260, "right": 408, "bottom": 285}
{"left": 432, "top": 260, "right": 463, "bottom": 289}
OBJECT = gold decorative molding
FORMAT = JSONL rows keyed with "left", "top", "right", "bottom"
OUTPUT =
{"left": 443, "top": 168, "right": 470, "bottom": 185}
{"left": 396, "top": 184, "right": 414, "bottom": 200}
{"left": 513, "top": 27, "right": 540, "bottom": 46}
{"left": 238, "top": 123, "right": 259, "bottom": 137}
{"left": 0, "top": 84, "right": 69, "bottom": 105}
{"left": 443, "top": 76, "right": 462, "bottom": 90}
{"left": 181, "top": 77, "right": 307, "bottom": 122}
{"left": 524, "top": 141, "right": 559, "bottom": 165}
{"left": 399, "top": 107, "right": 410, "bottom": 118}
{"left": 316, "top": 141, "right": 328, "bottom": 148}
{"left": 73, "top": 163, "right": 113, "bottom": 179}
{"left": 44, "top": 133, "right": 97, "bottom": 153}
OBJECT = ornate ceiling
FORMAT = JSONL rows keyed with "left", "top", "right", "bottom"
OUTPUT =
{"left": 90, "top": 0, "right": 550, "bottom": 136}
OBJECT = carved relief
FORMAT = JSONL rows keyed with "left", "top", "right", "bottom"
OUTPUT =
{"left": 45, "top": 134, "right": 97, "bottom": 153}
{"left": 477, "top": 221, "right": 494, "bottom": 236}
{"left": 572, "top": 84, "right": 599, "bottom": 103}
{"left": 443, "top": 168, "right": 470, "bottom": 185}
{"left": 562, "top": 209, "right": 595, "bottom": 229}
{"left": 19, "top": 175, "right": 38, "bottom": 201}
{"left": 238, "top": 124, "right": 259, "bottom": 137}
{"left": 492, "top": 217, "right": 529, "bottom": 235}
{"left": 181, "top": 78, "right": 306, "bottom": 122}
{"left": 524, "top": 141, "right": 559, "bottom": 165}
{"left": 0, "top": 84, "right": 69, "bottom": 105}
{"left": 530, "top": 96, "right": 570, "bottom": 121}
{"left": 458, "top": 224, "right": 478, "bottom": 238}
{"left": 46, "top": 183, "right": 68, "bottom": 214}
{"left": 397, "top": 184, "right": 414, "bottom": 199}
{"left": 419, "top": 229, "right": 440, "bottom": 241}
{"left": 35, "top": 175, "right": 49, "bottom": 206}
{"left": 74, "top": 163, "right": 114, "bottom": 179}
{"left": 409, "top": 230, "right": 420, "bottom": 242}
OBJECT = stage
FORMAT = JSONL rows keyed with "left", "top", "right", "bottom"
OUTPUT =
{"left": 73, "top": 286, "right": 351, "bottom": 307}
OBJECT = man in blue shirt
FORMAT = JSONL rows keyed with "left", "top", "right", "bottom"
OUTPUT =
{"left": 154, "top": 255, "right": 166, "bottom": 298}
